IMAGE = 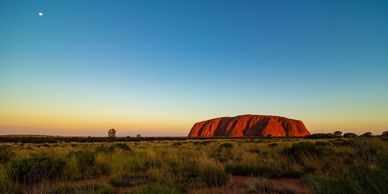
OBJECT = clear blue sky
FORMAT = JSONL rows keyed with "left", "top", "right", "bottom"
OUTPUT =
{"left": 1, "top": 0, "right": 388, "bottom": 136}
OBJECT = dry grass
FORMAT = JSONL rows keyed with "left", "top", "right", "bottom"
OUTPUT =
{"left": 0, "top": 137, "right": 387, "bottom": 193}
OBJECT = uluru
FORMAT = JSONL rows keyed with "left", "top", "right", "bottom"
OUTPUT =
{"left": 188, "top": 114, "right": 310, "bottom": 137}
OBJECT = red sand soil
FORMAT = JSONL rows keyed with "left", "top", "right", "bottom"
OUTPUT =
{"left": 23, "top": 175, "right": 310, "bottom": 194}
{"left": 188, "top": 176, "right": 310, "bottom": 194}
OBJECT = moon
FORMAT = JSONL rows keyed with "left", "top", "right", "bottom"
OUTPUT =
{"left": 38, "top": 12, "right": 43, "bottom": 16}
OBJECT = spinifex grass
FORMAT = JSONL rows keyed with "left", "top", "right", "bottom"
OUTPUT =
{"left": 0, "top": 137, "right": 386, "bottom": 193}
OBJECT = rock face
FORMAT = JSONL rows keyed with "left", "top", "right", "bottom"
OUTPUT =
{"left": 188, "top": 114, "right": 310, "bottom": 137}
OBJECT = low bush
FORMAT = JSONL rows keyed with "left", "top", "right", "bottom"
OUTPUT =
{"left": 306, "top": 175, "right": 354, "bottom": 194}
{"left": 216, "top": 143, "right": 234, "bottom": 162}
{"left": 268, "top": 143, "right": 278, "bottom": 147}
{"left": 198, "top": 164, "right": 230, "bottom": 187}
{"left": 96, "top": 143, "right": 132, "bottom": 153}
{"left": 225, "top": 162, "right": 301, "bottom": 178}
{"left": 306, "top": 149, "right": 388, "bottom": 194}
{"left": 112, "top": 143, "right": 132, "bottom": 152}
{"left": 0, "top": 181, "right": 21, "bottom": 194}
{"left": 314, "top": 141, "right": 330, "bottom": 146}
{"left": 95, "top": 144, "right": 114, "bottom": 153}
{"left": 282, "top": 142, "right": 329, "bottom": 159}
{"left": 330, "top": 139, "right": 354, "bottom": 146}
{"left": 361, "top": 132, "right": 373, "bottom": 137}
{"left": 172, "top": 142, "right": 182, "bottom": 146}
{"left": 0, "top": 165, "right": 22, "bottom": 194}
{"left": 306, "top": 167, "right": 388, "bottom": 194}
{"left": 199, "top": 141, "right": 210, "bottom": 146}
{"left": 0, "top": 148, "right": 14, "bottom": 164}
{"left": 343, "top": 133, "right": 358, "bottom": 138}
{"left": 8, "top": 156, "right": 66, "bottom": 184}
{"left": 308, "top": 133, "right": 335, "bottom": 139}
{"left": 225, "top": 162, "right": 271, "bottom": 177}
{"left": 71, "top": 150, "right": 96, "bottom": 167}
{"left": 64, "top": 150, "right": 105, "bottom": 179}
{"left": 218, "top": 143, "right": 233, "bottom": 149}
{"left": 350, "top": 139, "right": 379, "bottom": 162}
{"left": 48, "top": 182, "right": 114, "bottom": 194}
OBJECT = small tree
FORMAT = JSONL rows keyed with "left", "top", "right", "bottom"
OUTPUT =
{"left": 382, "top": 131, "right": 388, "bottom": 137}
{"left": 108, "top": 128, "right": 116, "bottom": 138}
{"left": 361, "top": 132, "right": 372, "bottom": 137}
{"left": 136, "top": 134, "right": 141, "bottom": 138}
{"left": 333, "top": 131, "right": 342, "bottom": 137}
{"left": 343, "top": 133, "right": 358, "bottom": 138}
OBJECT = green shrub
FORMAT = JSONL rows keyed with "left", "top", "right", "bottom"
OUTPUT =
{"left": 343, "top": 133, "right": 358, "bottom": 138}
{"left": 314, "top": 141, "right": 330, "bottom": 146}
{"left": 64, "top": 150, "right": 103, "bottom": 179}
{"left": 192, "top": 141, "right": 199, "bottom": 145}
{"left": 305, "top": 175, "right": 355, "bottom": 194}
{"left": 0, "top": 181, "right": 21, "bottom": 194}
{"left": 95, "top": 144, "right": 115, "bottom": 153}
{"left": 282, "top": 142, "right": 329, "bottom": 159}
{"left": 96, "top": 143, "right": 132, "bottom": 153}
{"left": 112, "top": 143, "right": 132, "bottom": 151}
{"left": 126, "top": 183, "right": 181, "bottom": 194}
{"left": 225, "top": 163, "right": 269, "bottom": 176}
{"left": 224, "top": 162, "right": 301, "bottom": 178}
{"left": 0, "top": 149, "right": 13, "bottom": 164}
{"left": 218, "top": 143, "right": 233, "bottom": 149}
{"left": 268, "top": 143, "right": 278, "bottom": 147}
{"left": 71, "top": 150, "right": 96, "bottom": 167}
{"left": 8, "top": 156, "right": 66, "bottom": 183}
{"left": 216, "top": 143, "right": 234, "bottom": 162}
{"left": 48, "top": 182, "right": 114, "bottom": 194}
{"left": 350, "top": 139, "right": 379, "bottom": 162}
{"left": 201, "top": 141, "right": 211, "bottom": 145}
{"left": 361, "top": 132, "right": 373, "bottom": 137}
{"left": 198, "top": 164, "right": 230, "bottom": 187}
{"left": 172, "top": 142, "right": 182, "bottom": 146}
{"left": 0, "top": 165, "right": 22, "bottom": 194}
{"left": 331, "top": 139, "right": 354, "bottom": 146}
{"left": 248, "top": 148, "right": 261, "bottom": 154}
{"left": 308, "top": 133, "right": 335, "bottom": 139}
{"left": 306, "top": 165, "right": 388, "bottom": 194}
{"left": 41, "top": 143, "right": 50, "bottom": 147}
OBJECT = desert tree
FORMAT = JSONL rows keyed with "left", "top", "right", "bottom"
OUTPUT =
{"left": 333, "top": 131, "right": 342, "bottom": 137}
{"left": 108, "top": 128, "right": 116, "bottom": 138}
{"left": 343, "top": 133, "right": 358, "bottom": 138}
{"left": 361, "top": 132, "right": 372, "bottom": 137}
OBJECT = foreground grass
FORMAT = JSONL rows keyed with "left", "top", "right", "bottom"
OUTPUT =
{"left": 0, "top": 137, "right": 387, "bottom": 193}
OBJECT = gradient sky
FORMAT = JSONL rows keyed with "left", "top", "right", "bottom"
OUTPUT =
{"left": 1, "top": 0, "right": 388, "bottom": 136}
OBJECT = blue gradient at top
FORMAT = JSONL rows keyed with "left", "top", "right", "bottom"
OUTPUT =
{"left": 1, "top": 0, "right": 388, "bottom": 135}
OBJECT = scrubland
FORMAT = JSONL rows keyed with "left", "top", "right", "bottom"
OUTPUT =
{"left": 0, "top": 136, "right": 387, "bottom": 194}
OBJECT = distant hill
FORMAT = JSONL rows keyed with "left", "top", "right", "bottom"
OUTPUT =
{"left": 0, "top": 134, "right": 70, "bottom": 138}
